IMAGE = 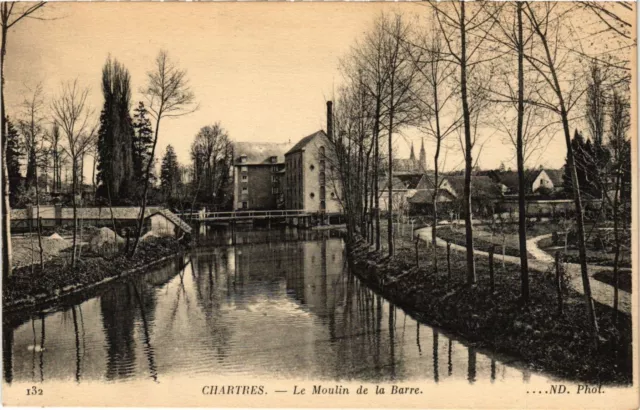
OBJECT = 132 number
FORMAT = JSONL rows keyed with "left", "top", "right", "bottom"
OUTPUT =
{"left": 26, "top": 386, "right": 43, "bottom": 396}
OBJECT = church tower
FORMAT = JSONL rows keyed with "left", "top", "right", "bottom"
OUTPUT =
{"left": 419, "top": 137, "right": 427, "bottom": 171}
{"left": 409, "top": 142, "right": 416, "bottom": 161}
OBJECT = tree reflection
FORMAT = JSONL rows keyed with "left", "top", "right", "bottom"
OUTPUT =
{"left": 3, "top": 325, "right": 13, "bottom": 384}
{"left": 467, "top": 347, "right": 477, "bottom": 384}
{"left": 100, "top": 282, "right": 137, "bottom": 381}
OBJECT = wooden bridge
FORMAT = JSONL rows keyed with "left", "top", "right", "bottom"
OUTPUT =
{"left": 176, "top": 209, "right": 311, "bottom": 222}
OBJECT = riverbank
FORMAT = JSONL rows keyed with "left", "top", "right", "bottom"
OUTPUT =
{"left": 3, "top": 237, "right": 188, "bottom": 312}
{"left": 348, "top": 236, "right": 632, "bottom": 384}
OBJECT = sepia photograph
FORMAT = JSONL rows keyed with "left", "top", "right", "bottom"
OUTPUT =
{"left": 0, "top": 1, "right": 637, "bottom": 408}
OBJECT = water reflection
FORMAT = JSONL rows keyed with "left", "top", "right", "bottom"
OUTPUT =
{"left": 3, "top": 227, "right": 553, "bottom": 384}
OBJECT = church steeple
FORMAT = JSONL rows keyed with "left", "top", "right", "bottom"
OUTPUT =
{"left": 409, "top": 142, "right": 416, "bottom": 161}
{"left": 419, "top": 137, "right": 426, "bottom": 171}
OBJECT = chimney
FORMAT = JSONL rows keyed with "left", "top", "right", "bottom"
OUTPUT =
{"left": 326, "top": 100, "right": 333, "bottom": 140}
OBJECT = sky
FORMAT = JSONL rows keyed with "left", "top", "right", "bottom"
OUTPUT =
{"left": 4, "top": 2, "right": 633, "bottom": 180}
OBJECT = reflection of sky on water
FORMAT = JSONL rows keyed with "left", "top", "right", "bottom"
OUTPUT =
{"left": 4, "top": 228, "right": 553, "bottom": 385}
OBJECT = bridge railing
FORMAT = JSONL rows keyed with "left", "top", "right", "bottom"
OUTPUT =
{"left": 176, "top": 209, "right": 309, "bottom": 220}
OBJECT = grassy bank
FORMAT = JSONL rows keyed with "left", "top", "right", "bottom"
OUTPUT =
{"left": 3, "top": 237, "right": 187, "bottom": 310}
{"left": 348, "top": 235, "right": 632, "bottom": 384}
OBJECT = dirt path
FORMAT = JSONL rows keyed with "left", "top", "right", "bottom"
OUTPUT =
{"left": 415, "top": 227, "right": 631, "bottom": 315}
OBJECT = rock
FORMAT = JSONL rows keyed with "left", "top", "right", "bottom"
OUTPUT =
{"left": 89, "top": 227, "right": 124, "bottom": 252}
{"left": 141, "top": 231, "right": 158, "bottom": 241}
{"left": 48, "top": 233, "right": 65, "bottom": 241}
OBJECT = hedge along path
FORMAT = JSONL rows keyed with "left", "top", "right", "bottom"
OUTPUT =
{"left": 415, "top": 227, "right": 631, "bottom": 315}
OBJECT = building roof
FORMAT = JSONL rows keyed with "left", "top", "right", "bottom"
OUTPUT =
{"left": 543, "top": 169, "right": 564, "bottom": 186}
{"left": 394, "top": 173, "right": 423, "bottom": 189}
{"left": 491, "top": 170, "right": 537, "bottom": 193}
{"left": 149, "top": 209, "right": 193, "bottom": 234}
{"left": 285, "top": 130, "right": 327, "bottom": 155}
{"left": 446, "top": 175, "right": 503, "bottom": 199}
{"left": 233, "top": 141, "right": 292, "bottom": 165}
{"left": 407, "top": 189, "right": 456, "bottom": 204}
{"left": 392, "top": 158, "right": 421, "bottom": 173}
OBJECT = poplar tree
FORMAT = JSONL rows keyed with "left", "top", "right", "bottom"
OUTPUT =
{"left": 96, "top": 57, "right": 135, "bottom": 203}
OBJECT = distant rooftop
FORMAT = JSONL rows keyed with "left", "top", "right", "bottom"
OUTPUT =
{"left": 285, "top": 130, "right": 327, "bottom": 155}
{"left": 233, "top": 141, "right": 293, "bottom": 165}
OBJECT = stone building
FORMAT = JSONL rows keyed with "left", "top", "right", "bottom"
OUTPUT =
{"left": 283, "top": 101, "right": 341, "bottom": 214}
{"left": 232, "top": 141, "right": 291, "bottom": 210}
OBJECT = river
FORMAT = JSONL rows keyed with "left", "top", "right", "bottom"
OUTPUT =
{"left": 3, "top": 226, "right": 554, "bottom": 385}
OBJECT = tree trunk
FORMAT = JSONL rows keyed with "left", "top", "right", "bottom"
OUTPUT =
{"left": 1, "top": 24, "right": 12, "bottom": 279}
{"left": 388, "top": 123, "right": 394, "bottom": 256}
{"left": 516, "top": 3, "right": 530, "bottom": 303}
{"left": 459, "top": 2, "right": 476, "bottom": 284}
{"left": 34, "top": 166, "right": 44, "bottom": 271}
{"left": 130, "top": 115, "right": 162, "bottom": 257}
{"left": 71, "top": 157, "right": 78, "bottom": 269}
{"left": 373, "top": 102, "right": 381, "bottom": 251}
{"left": 612, "top": 171, "right": 621, "bottom": 325}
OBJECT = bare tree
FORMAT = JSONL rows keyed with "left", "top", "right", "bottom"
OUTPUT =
{"left": 1, "top": 1, "right": 46, "bottom": 278}
{"left": 18, "top": 83, "right": 47, "bottom": 270}
{"left": 432, "top": 1, "right": 497, "bottom": 284}
{"left": 190, "top": 123, "right": 232, "bottom": 208}
{"left": 523, "top": 2, "right": 599, "bottom": 338}
{"left": 409, "top": 15, "right": 463, "bottom": 271}
{"left": 381, "top": 13, "right": 423, "bottom": 256}
{"left": 606, "top": 91, "right": 630, "bottom": 325}
{"left": 130, "top": 50, "right": 196, "bottom": 256}
{"left": 345, "top": 14, "right": 392, "bottom": 252}
{"left": 51, "top": 79, "right": 95, "bottom": 269}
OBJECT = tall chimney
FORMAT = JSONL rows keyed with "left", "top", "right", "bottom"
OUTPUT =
{"left": 326, "top": 100, "right": 333, "bottom": 140}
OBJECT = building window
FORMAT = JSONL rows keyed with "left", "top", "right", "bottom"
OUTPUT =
{"left": 270, "top": 156, "right": 277, "bottom": 163}
{"left": 319, "top": 146, "right": 325, "bottom": 156}
{"left": 272, "top": 166, "right": 278, "bottom": 173}
{"left": 240, "top": 155, "right": 247, "bottom": 163}
{"left": 320, "top": 159, "right": 325, "bottom": 170}
{"left": 272, "top": 175, "right": 278, "bottom": 183}
{"left": 241, "top": 166, "right": 248, "bottom": 172}
{"left": 330, "top": 192, "right": 335, "bottom": 199}
{"left": 320, "top": 200, "right": 326, "bottom": 210}
{"left": 242, "top": 187, "right": 248, "bottom": 192}
{"left": 310, "top": 192, "right": 315, "bottom": 198}
{"left": 242, "top": 175, "right": 248, "bottom": 181}
{"left": 310, "top": 164, "right": 315, "bottom": 171}
{"left": 242, "top": 201, "right": 248, "bottom": 209}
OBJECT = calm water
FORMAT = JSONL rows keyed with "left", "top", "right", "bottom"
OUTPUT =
{"left": 3, "top": 226, "right": 553, "bottom": 384}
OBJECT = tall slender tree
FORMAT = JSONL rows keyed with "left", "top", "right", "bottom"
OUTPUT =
{"left": 130, "top": 50, "right": 196, "bottom": 257}
{"left": 51, "top": 79, "right": 95, "bottom": 269}
{"left": 432, "top": 1, "right": 496, "bottom": 284}
{"left": 5, "top": 117, "right": 22, "bottom": 205}
{"left": 131, "top": 101, "right": 154, "bottom": 191}
{"left": 523, "top": 2, "right": 599, "bottom": 339}
{"left": 160, "top": 144, "right": 180, "bottom": 203}
{"left": 1, "top": 2, "right": 46, "bottom": 278}
{"left": 96, "top": 57, "right": 135, "bottom": 203}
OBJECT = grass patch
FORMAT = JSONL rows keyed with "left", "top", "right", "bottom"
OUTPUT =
{"left": 3, "top": 237, "right": 186, "bottom": 308}
{"left": 349, "top": 234, "right": 632, "bottom": 385}
{"left": 593, "top": 270, "right": 632, "bottom": 294}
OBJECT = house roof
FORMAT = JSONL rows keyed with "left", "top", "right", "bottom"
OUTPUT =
{"left": 492, "top": 170, "right": 537, "bottom": 193}
{"left": 407, "top": 189, "right": 456, "bottom": 204}
{"left": 395, "top": 173, "right": 423, "bottom": 189}
{"left": 285, "top": 130, "right": 327, "bottom": 155}
{"left": 233, "top": 141, "right": 292, "bottom": 165}
{"left": 379, "top": 176, "right": 409, "bottom": 191}
{"left": 446, "top": 175, "right": 503, "bottom": 199}
{"left": 543, "top": 169, "right": 564, "bottom": 186}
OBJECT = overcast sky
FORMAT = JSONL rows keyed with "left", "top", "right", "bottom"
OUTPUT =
{"left": 5, "top": 2, "right": 629, "bottom": 180}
